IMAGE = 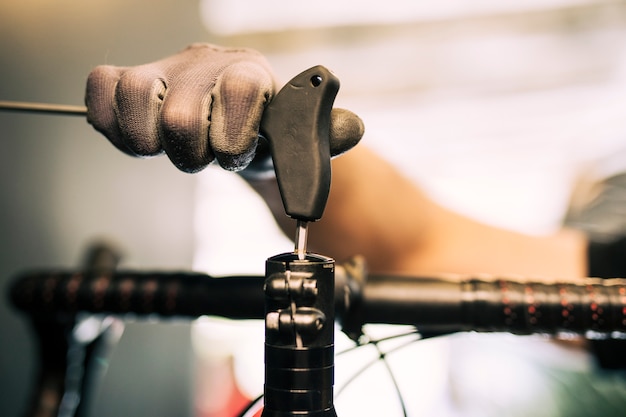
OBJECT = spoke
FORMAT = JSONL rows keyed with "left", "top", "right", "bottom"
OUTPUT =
{"left": 335, "top": 329, "right": 423, "bottom": 412}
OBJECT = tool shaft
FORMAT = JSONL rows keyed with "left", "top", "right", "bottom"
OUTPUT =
{"left": 0, "top": 100, "right": 87, "bottom": 116}
{"left": 294, "top": 220, "right": 309, "bottom": 260}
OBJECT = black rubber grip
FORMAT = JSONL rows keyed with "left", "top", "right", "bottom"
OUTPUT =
{"left": 362, "top": 275, "right": 626, "bottom": 336}
{"left": 11, "top": 270, "right": 626, "bottom": 337}
{"left": 10, "top": 270, "right": 265, "bottom": 319}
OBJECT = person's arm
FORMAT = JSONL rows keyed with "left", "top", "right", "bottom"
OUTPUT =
{"left": 84, "top": 44, "right": 587, "bottom": 280}
{"left": 248, "top": 145, "right": 588, "bottom": 279}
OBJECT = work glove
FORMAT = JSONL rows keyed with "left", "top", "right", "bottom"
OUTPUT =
{"left": 85, "top": 43, "right": 364, "bottom": 174}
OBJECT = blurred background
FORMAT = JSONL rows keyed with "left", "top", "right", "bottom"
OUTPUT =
{"left": 2, "top": 0, "right": 626, "bottom": 416}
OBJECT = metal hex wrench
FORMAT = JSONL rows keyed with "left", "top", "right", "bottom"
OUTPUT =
{"left": 0, "top": 100, "right": 87, "bottom": 116}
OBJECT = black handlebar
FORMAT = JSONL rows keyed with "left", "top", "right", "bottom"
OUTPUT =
{"left": 11, "top": 259, "right": 626, "bottom": 417}
{"left": 10, "top": 264, "right": 626, "bottom": 339}
{"left": 358, "top": 273, "right": 626, "bottom": 337}
{"left": 10, "top": 270, "right": 265, "bottom": 320}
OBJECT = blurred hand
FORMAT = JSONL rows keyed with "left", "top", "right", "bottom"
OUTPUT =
{"left": 85, "top": 43, "right": 363, "bottom": 174}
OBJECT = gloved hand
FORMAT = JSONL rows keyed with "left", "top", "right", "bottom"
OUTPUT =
{"left": 85, "top": 43, "right": 364, "bottom": 174}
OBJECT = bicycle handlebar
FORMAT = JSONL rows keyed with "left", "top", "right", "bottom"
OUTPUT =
{"left": 10, "top": 263, "right": 626, "bottom": 340}
{"left": 9, "top": 271, "right": 265, "bottom": 320}
{"left": 358, "top": 273, "right": 626, "bottom": 338}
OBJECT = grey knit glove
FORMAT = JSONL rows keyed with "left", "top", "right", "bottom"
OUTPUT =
{"left": 85, "top": 43, "right": 363, "bottom": 174}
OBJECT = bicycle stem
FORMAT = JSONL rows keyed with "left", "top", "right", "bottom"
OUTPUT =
{"left": 264, "top": 253, "right": 337, "bottom": 417}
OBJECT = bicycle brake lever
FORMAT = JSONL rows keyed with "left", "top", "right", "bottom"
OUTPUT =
{"left": 259, "top": 65, "right": 339, "bottom": 223}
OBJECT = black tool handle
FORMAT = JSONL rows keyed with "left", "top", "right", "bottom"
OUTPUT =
{"left": 260, "top": 66, "right": 339, "bottom": 222}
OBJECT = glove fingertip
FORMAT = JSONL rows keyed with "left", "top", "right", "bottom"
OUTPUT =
{"left": 214, "top": 143, "right": 257, "bottom": 172}
{"left": 85, "top": 65, "right": 133, "bottom": 153}
{"left": 329, "top": 108, "right": 365, "bottom": 156}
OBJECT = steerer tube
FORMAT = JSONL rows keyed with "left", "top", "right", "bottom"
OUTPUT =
{"left": 263, "top": 253, "right": 337, "bottom": 417}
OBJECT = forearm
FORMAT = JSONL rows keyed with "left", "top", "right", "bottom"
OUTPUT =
{"left": 246, "top": 146, "right": 588, "bottom": 279}
{"left": 403, "top": 209, "right": 587, "bottom": 279}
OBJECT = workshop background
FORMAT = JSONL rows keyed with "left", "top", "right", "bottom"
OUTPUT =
{"left": 2, "top": 1, "right": 626, "bottom": 416}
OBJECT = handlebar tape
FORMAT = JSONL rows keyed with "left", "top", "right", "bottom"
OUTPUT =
{"left": 11, "top": 270, "right": 626, "bottom": 338}
{"left": 362, "top": 274, "right": 626, "bottom": 337}
{"left": 9, "top": 270, "right": 265, "bottom": 319}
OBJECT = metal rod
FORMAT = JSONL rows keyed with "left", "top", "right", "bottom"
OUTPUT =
{"left": 0, "top": 100, "right": 87, "bottom": 116}
{"left": 294, "top": 220, "right": 309, "bottom": 261}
